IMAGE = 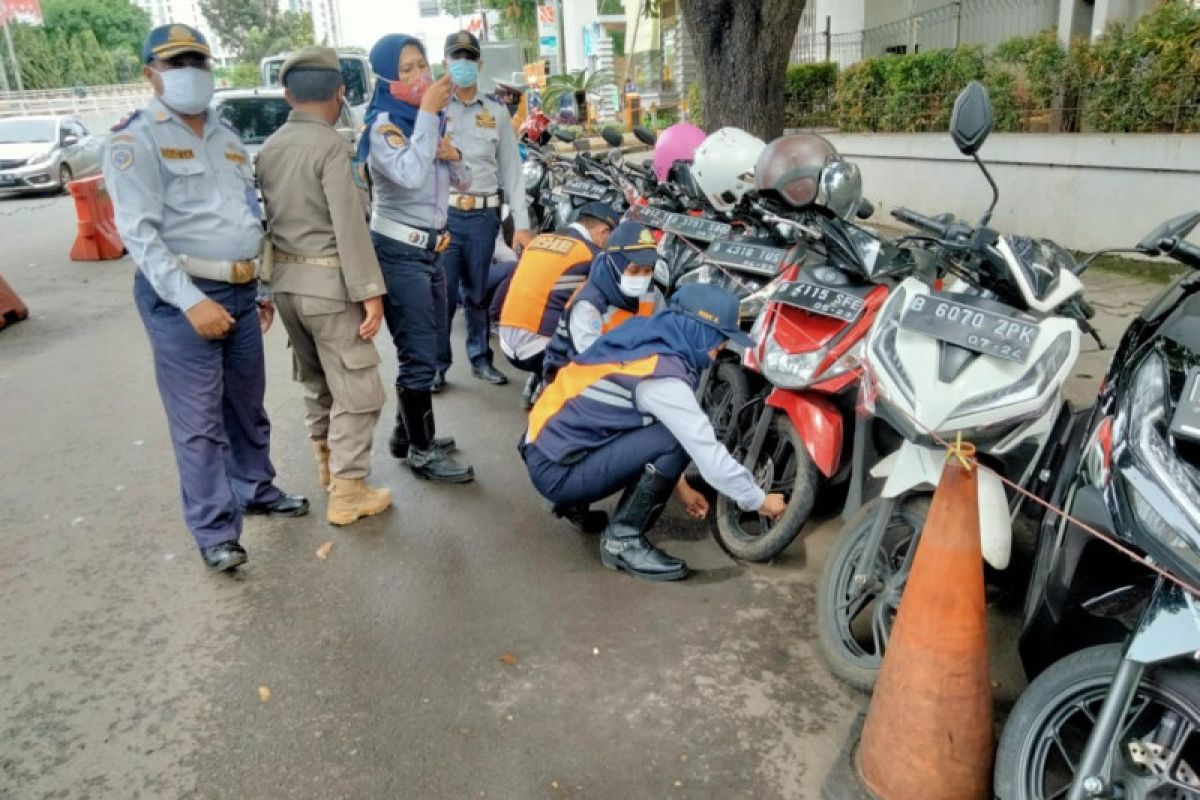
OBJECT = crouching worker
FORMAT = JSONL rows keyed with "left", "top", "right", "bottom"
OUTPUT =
{"left": 257, "top": 47, "right": 391, "bottom": 525}
{"left": 497, "top": 201, "right": 618, "bottom": 408}
{"left": 519, "top": 284, "right": 787, "bottom": 581}
{"left": 540, "top": 220, "right": 664, "bottom": 385}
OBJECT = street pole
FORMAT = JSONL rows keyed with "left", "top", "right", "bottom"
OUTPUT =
{"left": 2, "top": 17, "right": 23, "bottom": 93}
{"left": 555, "top": 0, "right": 566, "bottom": 75}
{"left": 823, "top": 15, "right": 831, "bottom": 62}
{"left": 953, "top": 0, "right": 962, "bottom": 48}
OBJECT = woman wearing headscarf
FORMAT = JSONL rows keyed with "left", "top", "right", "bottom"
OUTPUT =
{"left": 359, "top": 33, "right": 474, "bottom": 483}
{"left": 520, "top": 284, "right": 787, "bottom": 581}
{"left": 540, "top": 220, "right": 665, "bottom": 385}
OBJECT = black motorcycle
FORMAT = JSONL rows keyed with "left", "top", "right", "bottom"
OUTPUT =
{"left": 994, "top": 212, "right": 1200, "bottom": 800}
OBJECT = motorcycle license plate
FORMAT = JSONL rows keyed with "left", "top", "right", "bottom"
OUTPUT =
{"left": 627, "top": 205, "right": 731, "bottom": 242}
{"left": 562, "top": 177, "right": 607, "bottom": 199}
{"left": 773, "top": 281, "right": 865, "bottom": 322}
{"left": 900, "top": 294, "right": 1038, "bottom": 364}
{"left": 706, "top": 240, "right": 787, "bottom": 276}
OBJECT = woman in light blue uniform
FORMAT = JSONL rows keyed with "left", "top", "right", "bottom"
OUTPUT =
{"left": 359, "top": 34, "right": 474, "bottom": 483}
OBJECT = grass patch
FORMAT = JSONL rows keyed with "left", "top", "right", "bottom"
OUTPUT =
{"left": 1077, "top": 252, "right": 1187, "bottom": 285}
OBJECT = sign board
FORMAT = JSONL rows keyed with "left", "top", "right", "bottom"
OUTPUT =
{"left": 1, "top": 0, "right": 43, "bottom": 25}
{"left": 537, "top": 4, "right": 557, "bottom": 57}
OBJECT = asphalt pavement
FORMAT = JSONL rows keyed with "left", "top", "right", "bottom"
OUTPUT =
{"left": 0, "top": 193, "right": 1160, "bottom": 799}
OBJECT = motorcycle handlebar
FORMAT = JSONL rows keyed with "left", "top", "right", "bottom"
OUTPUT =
{"left": 1169, "top": 238, "right": 1200, "bottom": 270}
{"left": 891, "top": 206, "right": 951, "bottom": 239}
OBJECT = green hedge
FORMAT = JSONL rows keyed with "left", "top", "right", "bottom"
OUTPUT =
{"left": 787, "top": 0, "right": 1199, "bottom": 134}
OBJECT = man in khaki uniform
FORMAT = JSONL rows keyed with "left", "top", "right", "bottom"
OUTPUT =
{"left": 256, "top": 46, "right": 392, "bottom": 526}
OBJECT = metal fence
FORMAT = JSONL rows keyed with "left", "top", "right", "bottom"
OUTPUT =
{"left": 793, "top": 0, "right": 1060, "bottom": 67}
{"left": 0, "top": 84, "right": 151, "bottom": 119}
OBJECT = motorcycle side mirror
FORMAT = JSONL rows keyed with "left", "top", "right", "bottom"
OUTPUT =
{"left": 1137, "top": 211, "right": 1200, "bottom": 254}
{"left": 855, "top": 198, "right": 876, "bottom": 220}
{"left": 573, "top": 139, "right": 588, "bottom": 153}
{"left": 633, "top": 126, "right": 657, "bottom": 147}
{"left": 950, "top": 81, "right": 993, "bottom": 156}
{"left": 551, "top": 126, "right": 576, "bottom": 143}
{"left": 601, "top": 126, "right": 624, "bottom": 148}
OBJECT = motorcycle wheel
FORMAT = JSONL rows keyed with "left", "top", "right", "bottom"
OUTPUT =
{"left": 995, "top": 643, "right": 1200, "bottom": 800}
{"left": 815, "top": 495, "right": 929, "bottom": 692}
{"left": 700, "top": 361, "right": 748, "bottom": 448}
{"left": 712, "top": 414, "right": 819, "bottom": 563}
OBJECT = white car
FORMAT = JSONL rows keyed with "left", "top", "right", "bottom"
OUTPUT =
{"left": 0, "top": 115, "right": 103, "bottom": 195}
{"left": 210, "top": 87, "right": 357, "bottom": 166}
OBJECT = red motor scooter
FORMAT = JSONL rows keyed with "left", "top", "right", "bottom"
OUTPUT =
{"left": 701, "top": 206, "right": 926, "bottom": 561}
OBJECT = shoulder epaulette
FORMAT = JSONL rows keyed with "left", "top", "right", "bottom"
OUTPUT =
{"left": 111, "top": 110, "right": 140, "bottom": 132}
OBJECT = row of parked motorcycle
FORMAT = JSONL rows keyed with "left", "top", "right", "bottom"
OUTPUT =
{"left": 516, "top": 82, "right": 1200, "bottom": 800}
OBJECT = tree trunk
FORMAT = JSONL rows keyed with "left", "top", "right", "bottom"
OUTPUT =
{"left": 677, "top": 0, "right": 807, "bottom": 140}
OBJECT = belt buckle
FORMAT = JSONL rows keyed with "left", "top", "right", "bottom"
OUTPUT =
{"left": 230, "top": 260, "right": 256, "bottom": 283}
{"left": 435, "top": 232, "right": 451, "bottom": 254}
{"left": 456, "top": 195, "right": 475, "bottom": 211}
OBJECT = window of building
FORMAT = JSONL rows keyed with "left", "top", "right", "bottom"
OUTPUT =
{"left": 418, "top": 0, "right": 439, "bottom": 16}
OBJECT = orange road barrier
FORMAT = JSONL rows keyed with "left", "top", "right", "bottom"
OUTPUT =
{"left": 0, "top": 274, "right": 29, "bottom": 331}
{"left": 824, "top": 441, "right": 993, "bottom": 800}
{"left": 69, "top": 175, "right": 125, "bottom": 261}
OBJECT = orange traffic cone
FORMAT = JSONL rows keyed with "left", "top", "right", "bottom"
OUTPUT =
{"left": 0, "top": 274, "right": 28, "bottom": 331}
{"left": 823, "top": 442, "right": 993, "bottom": 800}
{"left": 69, "top": 176, "right": 125, "bottom": 261}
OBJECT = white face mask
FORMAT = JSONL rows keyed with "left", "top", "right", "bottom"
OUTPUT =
{"left": 159, "top": 67, "right": 215, "bottom": 115}
{"left": 620, "top": 273, "right": 652, "bottom": 298}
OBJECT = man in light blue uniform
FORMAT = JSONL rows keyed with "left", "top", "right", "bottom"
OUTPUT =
{"left": 105, "top": 23, "right": 308, "bottom": 573}
{"left": 433, "top": 30, "right": 532, "bottom": 390}
{"left": 361, "top": 33, "right": 475, "bottom": 483}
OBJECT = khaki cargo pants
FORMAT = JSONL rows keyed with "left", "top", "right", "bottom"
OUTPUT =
{"left": 274, "top": 293, "right": 385, "bottom": 480}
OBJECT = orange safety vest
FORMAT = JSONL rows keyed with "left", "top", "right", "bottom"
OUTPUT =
{"left": 500, "top": 231, "right": 598, "bottom": 338}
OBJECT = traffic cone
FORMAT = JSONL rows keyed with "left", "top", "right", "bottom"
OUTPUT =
{"left": 824, "top": 442, "right": 993, "bottom": 800}
{"left": 0, "top": 274, "right": 29, "bottom": 331}
{"left": 69, "top": 176, "right": 125, "bottom": 261}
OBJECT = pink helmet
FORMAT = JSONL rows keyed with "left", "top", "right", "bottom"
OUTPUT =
{"left": 652, "top": 122, "right": 706, "bottom": 183}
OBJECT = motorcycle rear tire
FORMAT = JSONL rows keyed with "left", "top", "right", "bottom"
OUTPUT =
{"left": 712, "top": 414, "right": 819, "bottom": 563}
{"left": 995, "top": 642, "right": 1200, "bottom": 800}
{"left": 815, "top": 495, "right": 929, "bottom": 692}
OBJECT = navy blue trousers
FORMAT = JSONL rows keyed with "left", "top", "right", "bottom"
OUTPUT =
{"left": 522, "top": 423, "right": 689, "bottom": 508}
{"left": 374, "top": 232, "right": 447, "bottom": 391}
{"left": 134, "top": 273, "right": 282, "bottom": 550}
{"left": 487, "top": 258, "right": 519, "bottom": 322}
{"left": 438, "top": 208, "right": 500, "bottom": 371}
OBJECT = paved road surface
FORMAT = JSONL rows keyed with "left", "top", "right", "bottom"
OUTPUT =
{"left": 0, "top": 193, "right": 1159, "bottom": 799}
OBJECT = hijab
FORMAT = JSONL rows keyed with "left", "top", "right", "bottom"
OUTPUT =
{"left": 575, "top": 309, "right": 725, "bottom": 375}
{"left": 586, "top": 251, "right": 641, "bottom": 312}
{"left": 357, "top": 33, "right": 430, "bottom": 162}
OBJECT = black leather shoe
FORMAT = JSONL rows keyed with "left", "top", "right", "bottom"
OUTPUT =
{"left": 430, "top": 372, "right": 447, "bottom": 393}
{"left": 243, "top": 493, "right": 310, "bottom": 517}
{"left": 553, "top": 504, "right": 608, "bottom": 534}
{"left": 471, "top": 364, "right": 508, "bottom": 385}
{"left": 408, "top": 448, "right": 475, "bottom": 483}
{"left": 599, "top": 465, "right": 688, "bottom": 581}
{"left": 201, "top": 541, "right": 247, "bottom": 572}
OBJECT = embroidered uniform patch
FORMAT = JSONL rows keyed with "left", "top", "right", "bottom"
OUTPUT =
{"left": 225, "top": 150, "right": 247, "bottom": 164}
{"left": 110, "top": 133, "right": 135, "bottom": 143}
{"left": 378, "top": 123, "right": 405, "bottom": 149}
{"left": 476, "top": 109, "right": 497, "bottom": 128}
{"left": 111, "top": 144, "right": 135, "bottom": 171}
{"left": 160, "top": 147, "right": 194, "bottom": 160}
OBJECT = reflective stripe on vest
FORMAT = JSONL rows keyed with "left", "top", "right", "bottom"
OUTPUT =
{"left": 499, "top": 233, "right": 595, "bottom": 337}
{"left": 527, "top": 354, "right": 660, "bottom": 444}
{"left": 600, "top": 296, "right": 658, "bottom": 334}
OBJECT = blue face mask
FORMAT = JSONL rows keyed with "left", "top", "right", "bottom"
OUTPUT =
{"left": 447, "top": 58, "right": 479, "bottom": 87}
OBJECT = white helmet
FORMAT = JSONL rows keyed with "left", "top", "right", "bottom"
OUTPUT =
{"left": 691, "top": 127, "right": 767, "bottom": 213}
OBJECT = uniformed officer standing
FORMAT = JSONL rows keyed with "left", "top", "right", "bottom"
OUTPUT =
{"left": 105, "top": 24, "right": 308, "bottom": 573}
{"left": 256, "top": 47, "right": 392, "bottom": 526}
{"left": 360, "top": 33, "right": 475, "bottom": 483}
{"left": 434, "top": 31, "right": 532, "bottom": 390}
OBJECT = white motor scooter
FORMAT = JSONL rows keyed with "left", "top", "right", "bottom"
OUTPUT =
{"left": 815, "top": 81, "right": 1102, "bottom": 692}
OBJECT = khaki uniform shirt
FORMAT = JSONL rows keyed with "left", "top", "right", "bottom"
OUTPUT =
{"left": 257, "top": 110, "right": 385, "bottom": 303}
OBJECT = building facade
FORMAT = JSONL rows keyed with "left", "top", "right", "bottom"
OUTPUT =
{"left": 133, "top": 0, "right": 232, "bottom": 64}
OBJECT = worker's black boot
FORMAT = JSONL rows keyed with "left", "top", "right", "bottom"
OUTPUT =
{"left": 599, "top": 465, "right": 687, "bottom": 581}
{"left": 391, "top": 385, "right": 456, "bottom": 459}
{"left": 389, "top": 385, "right": 409, "bottom": 459}
{"left": 401, "top": 389, "right": 474, "bottom": 484}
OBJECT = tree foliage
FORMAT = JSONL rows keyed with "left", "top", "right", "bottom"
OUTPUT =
{"left": 240, "top": 10, "right": 316, "bottom": 64}
{"left": 2, "top": 22, "right": 121, "bottom": 89}
{"left": 198, "top": 0, "right": 275, "bottom": 57}
{"left": 41, "top": 0, "right": 151, "bottom": 57}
